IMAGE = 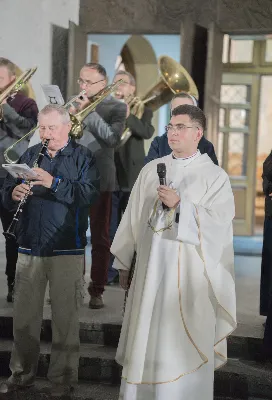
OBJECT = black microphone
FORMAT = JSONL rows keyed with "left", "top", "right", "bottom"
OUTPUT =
{"left": 157, "top": 163, "right": 168, "bottom": 210}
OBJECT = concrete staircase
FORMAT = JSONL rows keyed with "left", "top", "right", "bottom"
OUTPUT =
{"left": 0, "top": 315, "right": 272, "bottom": 399}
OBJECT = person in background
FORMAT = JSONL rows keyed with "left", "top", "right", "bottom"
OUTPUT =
{"left": 260, "top": 152, "right": 272, "bottom": 321}
{"left": 108, "top": 70, "right": 155, "bottom": 284}
{"left": 0, "top": 57, "right": 38, "bottom": 302}
{"left": 72, "top": 63, "right": 127, "bottom": 309}
{"left": 145, "top": 92, "right": 218, "bottom": 165}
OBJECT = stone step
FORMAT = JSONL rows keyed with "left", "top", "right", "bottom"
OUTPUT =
{"left": 0, "top": 316, "right": 121, "bottom": 347}
{"left": 0, "top": 340, "right": 121, "bottom": 384}
{"left": 0, "top": 316, "right": 265, "bottom": 361}
{"left": 0, "top": 378, "right": 119, "bottom": 400}
{"left": 0, "top": 340, "right": 272, "bottom": 399}
{"left": 0, "top": 379, "right": 264, "bottom": 400}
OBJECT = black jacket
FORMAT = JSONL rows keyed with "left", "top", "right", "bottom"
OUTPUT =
{"left": 1, "top": 140, "right": 100, "bottom": 256}
{"left": 115, "top": 107, "right": 155, "bottom": 191}
{"left": 145, "top": 132, "right": 218, "bottom": 165}
{"left": 262, "top": 152, "right": 272, "bottom": 217}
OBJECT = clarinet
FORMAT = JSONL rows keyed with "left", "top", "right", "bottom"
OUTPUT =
{"left": 4, "top": 139, "right": 50, "bottom": 240}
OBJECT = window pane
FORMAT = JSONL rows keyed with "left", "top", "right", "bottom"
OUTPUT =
{"left": 228, "top": 133, "right": 247, "bottom": 176}
{"left": 220, "top": 85, "right": 250, "bottom": 104}
{"left": 230, "top": 109, "right": 248, "bottom": 128}
{"left": 219, "top": 109, "right": 225, "bottom": 127}
{"left": 265, "top": 39, "right": 272, "bottom": 62}
{"left": 222, "top": 35, "right": 229, "bottom": 63}
{"left": 230, "top": 40, "right": 253, "bottom": 63}
{"left": 217, "top": 132, "right": 224, "bottom": 167}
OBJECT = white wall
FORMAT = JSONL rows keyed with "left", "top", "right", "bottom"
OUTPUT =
{"left": 0, "top": 0, "right": 80, "bottom": 110}
{"left": 87, "top": 34, "right": 180, "bottom": 136}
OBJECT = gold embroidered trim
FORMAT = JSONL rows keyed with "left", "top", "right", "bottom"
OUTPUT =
{"left": 121, "top": 242, "right": 208, "bottom": 385}
{"left": 147, "top": 199, "right": 175, "bottom": 234}
{"left": 214, "top": 359, "right": 227, "bottom": 371}
{"left": 214, "top": 350, "right": 227, "bottom": 359}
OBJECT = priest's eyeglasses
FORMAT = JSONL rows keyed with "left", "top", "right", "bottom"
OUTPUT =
{"left": 165, "top": 124, "right": 194, "bottom": 134}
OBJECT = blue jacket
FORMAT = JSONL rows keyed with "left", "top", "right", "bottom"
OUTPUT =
{"left": 1, "top": 140, "right": 100, "bottom": 257}
{"left": 145, "top": 133, "right": 218, "bottom": 165}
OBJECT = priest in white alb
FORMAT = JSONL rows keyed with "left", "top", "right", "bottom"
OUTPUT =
{"left": 111, "top": 104, "right": 237, "bottom": 400}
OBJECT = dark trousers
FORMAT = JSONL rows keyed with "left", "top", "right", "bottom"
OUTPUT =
{"left": 89, "top": 191, "right": 112, "bottom": 297}
{"left": 0, "top": 186, "right": 18, "bottom": 287}
{"left": 108, "top": 191, "right": 130, "bottom": 282}
{"left": 260, "top": 217, "right": 272, "bottom": 316}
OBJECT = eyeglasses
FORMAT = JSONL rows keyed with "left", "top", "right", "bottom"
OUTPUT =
{"left": 77, "top": 78, "right": 105, "bottom": 87}
{"left": 165, "top": 124, "right": 195, "bottom": 134}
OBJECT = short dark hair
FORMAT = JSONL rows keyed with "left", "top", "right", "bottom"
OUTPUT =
{"left": 172, "top": 92, "right": 198, "bottom": 106}
{"left": 0, "top": 58, "right": 16, "bottom": 76}
{"left": 171, "top": 104, "right": 206, "bottom": 130}
{"left": 114, "top": 70, "right": 136, "bottom": 86}
{"left": 83, "top": 63, "right": 107, "bottom": 79}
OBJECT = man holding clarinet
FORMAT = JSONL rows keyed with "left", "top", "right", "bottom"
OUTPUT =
{"left": 0, "top": 104, "right": 100, "bottom": 396}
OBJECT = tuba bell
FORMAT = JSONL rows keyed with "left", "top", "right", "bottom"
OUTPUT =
{"left": 117, "top": 55, "right": 199, "bottom": 147}
{"left": 3, "top": 80, "right": 123, "bottom": 163}
{"left": 141, "top": 55, "right": 199, "bottom": 111}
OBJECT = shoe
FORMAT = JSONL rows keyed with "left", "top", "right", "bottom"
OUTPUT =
{"left": 89, "top": 295, "right": 104, "bottom": 309}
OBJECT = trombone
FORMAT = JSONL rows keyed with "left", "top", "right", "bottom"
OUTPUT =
{"left": 4, "top": 80, "right": 123, "bottom": 164}
{"left": 0, "top": 67, "right": 37, "bottom": 121}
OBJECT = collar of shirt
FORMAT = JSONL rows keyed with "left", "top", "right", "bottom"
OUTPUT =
{"left": 172, "top": 150, "right": 199, "bottom": 160}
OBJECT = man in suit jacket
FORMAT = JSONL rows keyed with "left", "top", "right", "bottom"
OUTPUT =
{"left": 108, "top": 71, "right": 155, "bottom": 284}
{"left": 145, "top": 93, "right": 218, "bottom": 165}
{"left": 72, "top": 63, "right": 127, "bottom": 309}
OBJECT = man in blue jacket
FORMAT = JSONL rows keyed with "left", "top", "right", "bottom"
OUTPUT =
{"left": 145, "top": 93, "right": 218, "bottom": 165}
{"left": 0, "top": 104, "right": 99, "bottom": 396}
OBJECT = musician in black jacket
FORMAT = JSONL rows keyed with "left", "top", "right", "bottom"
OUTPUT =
{"left": 0, "top": 104, "right": 99, "bottom": 395}
{"left": 108, "top": 71, "right": 155, "bottom": 283}
{"left": 145, "top": 93, "right": 218, "bottom": 165}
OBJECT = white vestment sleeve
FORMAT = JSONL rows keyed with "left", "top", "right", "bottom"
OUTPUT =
{"left": 194, "top": 172, "right": 236, "bottom": 368}
{"left": 176, "top": 200, "right": 200, "bottom": 245}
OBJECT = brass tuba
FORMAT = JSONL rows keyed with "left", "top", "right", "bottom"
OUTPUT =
{"left": 3, "top": 80, "right": 123, "bottom": 164}
{"left": 118, "top": 55, "right": 199, "bottom": 146}
{"left": 0, "top": 67, "right": 37, "bottom": 106}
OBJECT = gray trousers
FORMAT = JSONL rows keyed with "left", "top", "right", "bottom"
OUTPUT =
{"left": 8, "top": 253, "right": 84, "bottom": 386}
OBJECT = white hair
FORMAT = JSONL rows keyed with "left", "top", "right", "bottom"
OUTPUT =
{"left": 38, "top": 104, "right": 71, "bottom": 124}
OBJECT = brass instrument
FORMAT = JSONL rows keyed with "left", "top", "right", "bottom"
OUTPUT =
{"left": 117, "top": 55, "right": 199, "bottom": 147}
{"left": 4, "top": 139, "right": 50, "bottom": 240}
{"left": 69, "top": 80, "right": 123, "bottom": 139}
{"left": 3, "top": 80, "right": 123, "bottom": 164}
{"left": 0, "top": 67, "right": 37, "bottom": 106}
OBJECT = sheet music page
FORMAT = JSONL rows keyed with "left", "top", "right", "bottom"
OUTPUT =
{"left": 2, "top": 164, "right": 39, "bottom": 180}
